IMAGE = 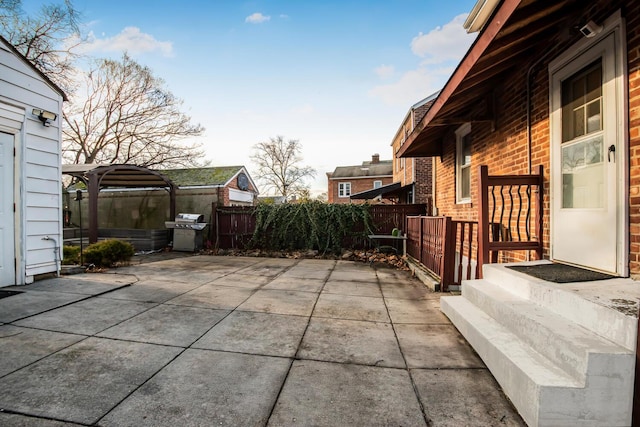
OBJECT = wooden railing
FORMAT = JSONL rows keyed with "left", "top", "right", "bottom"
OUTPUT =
{"left": 477, "top": 165, "right": 544, "bottom": 275}
{"left": 405, "top": 166, "right": 543, "bottom": 290}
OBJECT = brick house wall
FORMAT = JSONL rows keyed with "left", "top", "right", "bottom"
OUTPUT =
{"left": 327, "top": 176, "right": 395, "bottom": 204}
{"left": 431, "top": 1, "right": 640, "bottom": 273}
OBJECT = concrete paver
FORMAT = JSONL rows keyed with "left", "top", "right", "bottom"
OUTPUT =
{"left": 0, "top": 255, "right": 524, "bottom": 426}
{"left": 97, "top": 304, "right": 229, "bottom": 347}
{"left": 412, "top": 368, "right": 525, "bottom": 426}
{"left": 0, "top": 337, "right": 181, "bottom": 425}
{"left": 0, "top": 325, "right": 84, "bottom": 377}
{"left": 237, "top": 289, "right": 318, "bottom": 316}
{"left": 100, "top": 349, "right": 291, "bottom": 427}
{"left": 313, "top": 292, "right": 389, "bottom": 322}
{"left": 14, "top": 297, "right": 156, "bottom": 335}
{"left": 395, "top": 324, "right": 485, "bottom": 368}
{"left": 298, "top": 317, "right": 405, "bottom": 368}
{"left": 193, "top": 311, "right": 308, "bottom": 357}
{"left": 269, "top": 360, "right": 427, "bottom": 426}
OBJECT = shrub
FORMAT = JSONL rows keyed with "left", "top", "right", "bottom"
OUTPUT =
{"left": 83, "top": 239, "right": 135, "bottom": 267}
{"left": 62, "top": 245, "right": 81, "bottom": 265}
{"left": 249, "top": 201, "right": 373, "bottom": 254}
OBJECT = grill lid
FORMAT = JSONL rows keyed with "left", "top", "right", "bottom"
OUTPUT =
{"left": 175, "top": 213, "right": 204, "bottom": 223}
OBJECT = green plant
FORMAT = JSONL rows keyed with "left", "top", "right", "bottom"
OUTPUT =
{"left": 62, "top": 245, "right": 81, "bottom": 265}
{"left": 249, "top": 201, "right": 374, "bottom": 254}
{"left": 83, "top": 239, "right": 135, "bottom": 267}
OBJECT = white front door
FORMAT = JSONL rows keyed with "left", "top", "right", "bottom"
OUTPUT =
{"left": 0, "top": 131, "right": 16, "bottom": 286}
{"left": 550, "top": 29, "right": 626, "bottom": 275}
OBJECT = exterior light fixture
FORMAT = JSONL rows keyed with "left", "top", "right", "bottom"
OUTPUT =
{"left": 32, "top": 108, "right": 57, "bottom": 126}
{"left": 580, "top": 20, "right": 603, "bottom": 38}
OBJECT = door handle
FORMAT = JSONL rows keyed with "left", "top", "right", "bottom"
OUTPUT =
{"left": 608, "top": 144, "right": 615, "bottom": 162}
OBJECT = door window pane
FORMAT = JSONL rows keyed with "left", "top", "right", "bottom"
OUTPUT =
{"left": 562, "top": 135, "right": 604, "bottom": 208}
{"left": 562, "top": 61, "right": 602, "bottom": 142}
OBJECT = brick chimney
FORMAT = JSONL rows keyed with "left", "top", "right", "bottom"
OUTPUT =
{"left": 371, "top": 153, "right": 380, "bottom": 164}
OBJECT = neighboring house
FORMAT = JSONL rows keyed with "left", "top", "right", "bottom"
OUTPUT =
{"left": 0, "top": 36, "right": 66, "bottom": 287}
{"left": 398, "top": 1, "right": 640, "bottom": 425}
{"left": 326, "top": 154, "right": 394, "bottom": 204}
{"left": 390, "top": 93, "right": 438, "bottom": 205}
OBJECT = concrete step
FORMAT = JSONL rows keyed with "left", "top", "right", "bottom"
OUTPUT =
{"left": 441, "top": 295, "right": 634, "bottom": 426}
{"left": 481, "top": 262, "right": 637, "bottom": 350}
{"left": 461, "top": 278, "right": 633, "bottom": 382}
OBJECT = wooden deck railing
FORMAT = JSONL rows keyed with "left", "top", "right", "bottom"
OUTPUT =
{"left": 477, "top": 165, "right": 544, "bottom": 275}
{"left": 406, "top": 165, "right": 544, "bottom": 290}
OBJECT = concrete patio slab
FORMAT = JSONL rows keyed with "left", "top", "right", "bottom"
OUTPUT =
{"left": 298, "top": 317, "right": 405, "bottom": 368}
{"left": 268, "top": 360, "right": 426, "bottom": 426}
{"left": 0, "top": 413, "right": 84, "bottom": 426}
{"left": 379, "top": 280, "right": 442, "bottom": 300}
{"left": 313, "top": 293, "right": 389, "bottom": 322}
{"left": 100, "top": 349, "right": 291, "bottom": 427}
{"left": 395, "top": 324, "right": 485, "bottom": 368}
{"left": 322, "top": 279, "right": 382, "bottom": 297}
{"left": 209, "top": 273, "right": 273, "bottom": 289}
{"left": 0, "top": 291, "right": 87, "bottom": 323}
{"left": 193, "top": 311, "right": 308, "bottom": 357}
{"left": 20, "top": 277, "right": 133, "bottom": 295}
{"left": 166, "top": 284, "right": 253, "bottom": 310}
{"left": 412, "top": 368, "right": 525, "bottom": 426}
{"left": 262, "top": 276, "right": 325, "bottom": 292}
{"left": 0, "top": 325, "right": 84, "bottom": 377}
{"left": 14, "top": 297, "right": 156, "bottom": 335}
{"left": 237, "top": 289, "right": 318, "bottom": 316}
{"left": 385, "top": 297, "right": 450, "bottom": 324}
{"left": 99, "top": 279, "right": 202, "bottom": 303}
{"left": 0, "top": 337, "right": 181, "bottom": 425}
{"left": 97, "top": 304, "right": 229, "bottom": 347}
{"left": 0, "top": 255, "right": 524, "bottom": 426}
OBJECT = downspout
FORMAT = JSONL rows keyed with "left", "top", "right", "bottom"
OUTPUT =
{"left": 41, "top": 236, "right": 60, "bottom": 277}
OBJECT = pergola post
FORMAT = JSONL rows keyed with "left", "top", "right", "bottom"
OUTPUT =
{"left": 88, "top": 172, "right": 100, "bottom": 244}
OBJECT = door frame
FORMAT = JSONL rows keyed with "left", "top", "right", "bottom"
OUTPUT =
{"left": 548, "top": 11, "right": 628, "bottom": 276}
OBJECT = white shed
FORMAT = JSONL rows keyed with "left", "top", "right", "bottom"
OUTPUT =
{"left": 0, "top": 36, "right": 66, "bottom": 286}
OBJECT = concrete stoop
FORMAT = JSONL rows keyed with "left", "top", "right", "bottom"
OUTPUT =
{"left": 441, "top": 262, "right": 636, "bottom": 427}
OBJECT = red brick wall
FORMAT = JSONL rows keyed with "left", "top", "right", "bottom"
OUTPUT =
{"left": 432, "top": 2, "right": 639, "bottom": 271}
{"left": 327, "top": 177, "right": 395, "bottom": 204}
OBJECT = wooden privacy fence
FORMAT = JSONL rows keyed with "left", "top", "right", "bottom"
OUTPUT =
{"left": 211, "top": 203, "right": 430, "bottom": 250}
{"left": 405, "top": 165, "right": 544, "bottom": 290}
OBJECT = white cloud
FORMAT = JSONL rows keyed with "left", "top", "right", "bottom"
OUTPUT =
{"left": 369, "top": 14, "right": 475, "bottom": 106}
{"left": 369, "top": 67, "right": 445, "bottom": 106}
{"left": 374, "top": 64, "right": 395, "bottom": 79}
{"left": 410, "top": 14, "right": 474, "bottom": 63}
{"left": 245, "top": 13, "right": 271, "bottom": 24}
{"left": 72, "top": 27, "right": 173, "bottom": 57}
{"left": 290, "top": 103, "right": 314, "bottom": 115}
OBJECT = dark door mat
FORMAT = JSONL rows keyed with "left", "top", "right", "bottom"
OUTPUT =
{"left": 507, "top": 263, "right": 616, "bottom": 283}
{"left": 0, "top": 290, "right": 23, "bottom": 299}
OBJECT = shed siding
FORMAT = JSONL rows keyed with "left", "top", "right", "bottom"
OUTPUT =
{"left": 1, "top": 39, "right": 63, "bottom": 283}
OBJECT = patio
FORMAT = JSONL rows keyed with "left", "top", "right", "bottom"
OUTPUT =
{"left": 0, "top": 255, "right": 524, "bottom": 426}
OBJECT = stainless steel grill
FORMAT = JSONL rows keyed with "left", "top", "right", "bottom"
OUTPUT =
{"left": 165, "top": 213, "right": 207, "bottom": 251}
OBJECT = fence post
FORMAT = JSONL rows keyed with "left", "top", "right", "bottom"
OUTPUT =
{"left": 477, "top": 165, "right": 490, "bottom": 279}
{"left": 440, "top": 217, "right": 455, "bottom": 292}
{"left": 535, "top": 165, "right": 544, "bottom": 260}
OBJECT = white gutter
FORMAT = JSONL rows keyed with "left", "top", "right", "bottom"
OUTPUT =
{"left": 464, "top": 0, "right": 501, "bottom": 33}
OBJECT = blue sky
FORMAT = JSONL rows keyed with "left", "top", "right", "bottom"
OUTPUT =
{"left": 27, "top": 0, "right": 478, "bottom": 195}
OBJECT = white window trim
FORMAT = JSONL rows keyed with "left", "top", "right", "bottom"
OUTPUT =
{"left": 338, "top": 182, "right": 351, "bottom": 198}
{"left": 456, "top": 122, "right": 472, "bottom": 204}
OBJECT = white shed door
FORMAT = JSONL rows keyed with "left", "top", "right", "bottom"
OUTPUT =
{"left": 0, "top": 132, "right": 15, "bottom": 286}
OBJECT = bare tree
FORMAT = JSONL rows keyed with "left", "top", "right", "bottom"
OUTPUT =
{"left": 62, "top": 54, "right": 206, "bottom": 167}
{"left": 251, "top": 136, "right": 316, "bottom": 200}
{"left": 0, "top": 0, "right": 82, "bottom": 92}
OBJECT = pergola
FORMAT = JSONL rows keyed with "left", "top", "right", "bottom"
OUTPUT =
{"left": 62, "top": 164, "right": 176, "bottom": 243}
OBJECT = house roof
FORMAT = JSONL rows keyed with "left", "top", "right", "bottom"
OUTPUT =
{"left": 398, "top": 0, "right": 584, "bottom": 158}
{"left": 329, "top": 160, "right": 393, "bottom": 179}
{"left": 350, "top": 182, "right": 403, "bottom": 200}
{"left": 159, "top": 166, "right": 249, "bottom": 188}
{"left": 0, "top": 35, "right": 68, "bottom": 101}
